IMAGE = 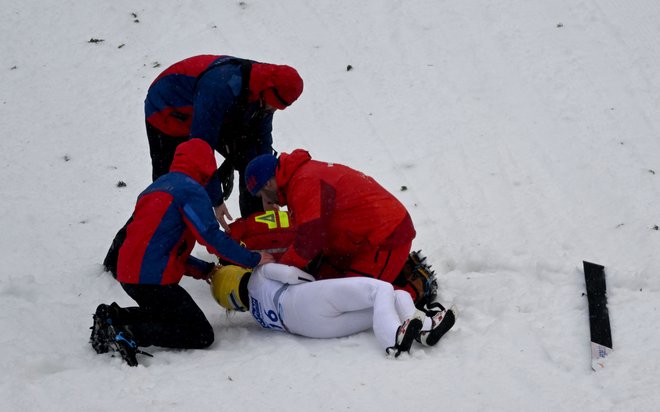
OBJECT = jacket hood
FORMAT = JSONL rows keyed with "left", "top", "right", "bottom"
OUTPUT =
{"left": 249, "top": 63, "right": 303, "bottom": 110}
{"left": 169, "top": 138, "right": 217, "bottom": 185}
{"left": 275, "top": 149, "right": 312, "bottom": 204}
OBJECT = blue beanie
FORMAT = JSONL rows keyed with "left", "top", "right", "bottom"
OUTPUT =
{"left": 245, "top": 154, "right": 278, "bottom": 195}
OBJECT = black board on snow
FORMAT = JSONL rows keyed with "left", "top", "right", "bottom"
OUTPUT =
{"left": 583, "top": 261, "right": 612, "bottom": 371}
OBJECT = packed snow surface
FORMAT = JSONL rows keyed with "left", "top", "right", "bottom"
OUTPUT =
{"left": 2, "top": 0, "right": 660, "bottom": 410}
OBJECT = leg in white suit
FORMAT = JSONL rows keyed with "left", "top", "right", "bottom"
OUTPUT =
{"left": 279, "top": 277, "right": 420, "bottom": 350}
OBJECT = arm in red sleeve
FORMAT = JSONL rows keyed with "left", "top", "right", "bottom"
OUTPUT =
{"left": 279, "top": 179, "right": 336, "bottom": 268}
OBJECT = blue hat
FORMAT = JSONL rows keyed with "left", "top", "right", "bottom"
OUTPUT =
{"left": 245, "top": 154, "right": 278, "bottom": 195}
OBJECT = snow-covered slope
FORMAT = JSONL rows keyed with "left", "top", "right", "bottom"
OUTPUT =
{"left": 2, "top": 0, "right": 660, "bottom": 410}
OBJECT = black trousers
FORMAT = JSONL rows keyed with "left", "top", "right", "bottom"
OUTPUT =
{"left": 237, "top": 167, "right": 264, "bottom": 217}
{"left": 118, "top": 283, "right": 214, "bottom": 349}
{"left": 146, "top": 122, "right": 188, "bottom": 181}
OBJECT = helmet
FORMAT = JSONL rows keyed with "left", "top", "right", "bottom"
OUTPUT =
{"left": 210, "top": 265, "right": 251, "bottom": 312}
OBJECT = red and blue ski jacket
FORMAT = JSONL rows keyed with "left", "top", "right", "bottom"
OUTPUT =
{"left": 145, "top": 55, "right": 273, "bottom": 152}
{"left": 117, "top": 139, "right": 261, "bottom": 285}
{"left": 145, "top": 55, "right": 295, "bottom": 204}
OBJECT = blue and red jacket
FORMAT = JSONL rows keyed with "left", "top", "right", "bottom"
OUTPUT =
{"left": 117, "top": 139, "right": 261, "bottom": 285}
{"left": 144, "top": 55, "right": 275, "bottom": 204}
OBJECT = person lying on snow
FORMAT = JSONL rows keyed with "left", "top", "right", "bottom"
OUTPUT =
{"left": 210, "top": 263, "right": 456, "bottom": 357}
{"left": 225, "top": 209, "right": 441, "bottom": 310}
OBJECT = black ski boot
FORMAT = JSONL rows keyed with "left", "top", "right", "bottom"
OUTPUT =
{"left": 386, "top": 311, "right": 425, "bottom": 358}
{"left": 90, "top": 302, "right": 121, "bottom": 354}
{"left": 417, "top": 302, "right": 456, "bottom": 347}
{"left": 90, "top": 302, "right": 152, "bottom": 366}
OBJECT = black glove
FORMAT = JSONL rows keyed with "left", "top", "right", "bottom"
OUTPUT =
{"left": 217, "top": 160, "right": 235, "bottom": 201}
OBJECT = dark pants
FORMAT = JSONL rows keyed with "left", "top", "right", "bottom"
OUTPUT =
{"left": 146, "top": 122, "right": 188, "bottom": 181}
{"left": 238, "top": 167, "right": 264, "bottom": 217}
{"left": 118, "top": 283, "right": 214, "bottom": 349}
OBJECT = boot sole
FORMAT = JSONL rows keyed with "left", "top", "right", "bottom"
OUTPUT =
{"left": 90, "top": 305, "right": 110, "bottom": 354}
{"left": 422, "top": 305, "right": 456, "bottom": 346}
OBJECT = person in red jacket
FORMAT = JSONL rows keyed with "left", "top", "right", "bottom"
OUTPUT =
{"left": 144, "top": 55, "right": 304, "bottom": 221}
{"left": 90, "top": 139, "right": 274, "bottom": 366}
{"left": 243, "top": 149, "right": 419, "bottom": 299}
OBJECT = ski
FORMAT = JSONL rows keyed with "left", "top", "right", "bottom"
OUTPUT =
{"left": 582, "top": 261, "right": 612, "bottom": 371}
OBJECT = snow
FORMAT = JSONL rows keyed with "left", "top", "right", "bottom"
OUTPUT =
{"left": 2, "top": 0, "right": 660, "bottom": 410}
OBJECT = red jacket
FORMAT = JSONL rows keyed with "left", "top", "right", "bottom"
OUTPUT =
{"left": 275, "top": 149, "right": 415, "bottom": 268}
